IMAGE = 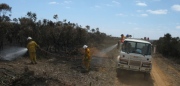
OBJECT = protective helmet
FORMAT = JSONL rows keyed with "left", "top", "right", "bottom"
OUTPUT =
{"left": 126, "top": 34, "right": 129, "bottom": 37}
{"left": 27, "top": 37, "right": 32, "bottom": 40}
{"left": 83, "top": 45, "right": 88, "bottom": 49}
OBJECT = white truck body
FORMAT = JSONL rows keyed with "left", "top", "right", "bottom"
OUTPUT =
{"left": 117, "top": 38, "right": 152, "bottom": 73}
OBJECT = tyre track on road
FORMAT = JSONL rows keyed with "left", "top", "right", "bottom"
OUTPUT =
{"left": 151, "top": 58, "right": 170, "bottom": 86}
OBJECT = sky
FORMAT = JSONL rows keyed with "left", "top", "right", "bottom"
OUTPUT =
{"left": 1, "top": 0, "right": 180, "bottom": 39}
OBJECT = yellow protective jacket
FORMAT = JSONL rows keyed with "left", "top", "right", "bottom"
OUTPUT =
{"left": 120, "top": 36, "right": 125, "bottom": 43}
{"left": 84, "top": 48, "right": 91, "bottom": 61}
{"left": 27, "top": 41, "right": 39, "bottom": 52}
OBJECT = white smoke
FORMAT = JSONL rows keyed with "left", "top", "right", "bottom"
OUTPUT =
{"left": 0, "top": 47, "right": 28, "bottom": 61}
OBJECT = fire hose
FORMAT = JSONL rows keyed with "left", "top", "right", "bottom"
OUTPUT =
{"left": 38, "top": 48, "right": 76, "bottom": 59}
{"left": 39, "top": 48, "right": 66, "bottom": 58}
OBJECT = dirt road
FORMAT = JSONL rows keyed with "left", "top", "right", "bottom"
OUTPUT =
{"left": 151, "top": 57, "right": 170, "bottom": 86}
{"left": 151, "top": 54, "right": 180, "bottom": 86}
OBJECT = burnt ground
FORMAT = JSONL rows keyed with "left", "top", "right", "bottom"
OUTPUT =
{"left": 0, "top": 45, "right": 120, "bottom": 86}
{"left": 0, "top": 42, "right": 180, "bottom": 86}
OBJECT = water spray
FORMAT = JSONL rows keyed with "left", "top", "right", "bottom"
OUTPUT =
{"left": 0, "top": 47, "right": 28, "bottom": 61}
{"left": 91, "top": 43, "right": 118, "bottom": 66}
{"left": 96, "top": 44, "right": 117, "bottom": 57}
{"left": 101, "top": 44, "right": 117, "bottom": 53}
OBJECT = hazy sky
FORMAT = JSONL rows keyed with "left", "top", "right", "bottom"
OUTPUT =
{"left": 1, "top": 0, "right": 180, "bottom": 39}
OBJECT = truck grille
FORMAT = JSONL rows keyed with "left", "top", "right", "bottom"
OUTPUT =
{"left": 129, "top": 60, "right": 141, "bottom": 66}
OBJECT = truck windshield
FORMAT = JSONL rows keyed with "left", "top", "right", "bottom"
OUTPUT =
{"left": 122, "top": 41, "right": 151, "bottom": 55}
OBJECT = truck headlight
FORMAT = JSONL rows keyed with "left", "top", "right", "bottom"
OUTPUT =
{"left": 119, "top": 58, "right": 128, "bottom": 64}
{"left": 142, "top": 62, "right": 151, "bottom": 67}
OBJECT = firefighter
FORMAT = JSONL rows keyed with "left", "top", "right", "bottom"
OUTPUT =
{"left": 120, "top": 34, "right": 125, "bottom": 43}
{"left": 27, "top": 37, "right": 40, "bottom": 64}
{"left": 82, "top": 45, "right": 91, "bottom": 71}
{"left": 119, "top": 34, "right": 125, "bottom": 50}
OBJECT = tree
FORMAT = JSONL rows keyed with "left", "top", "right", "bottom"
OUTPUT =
{"left": 0, "top": 3, "right": 11, "bottom": 16}
{"left": 0, "top": 3, "right": 12, "bottom": 22}
{"left": 164, "top": 33, "right": 171, "bottom": 41}
{"left": 0, "top": 3, "right": 12, "bottom": 50}
{"left": 156, "top": 33, "right": 180, "bottom": 59}
{"left": 96, "top": 27, "right": 99, "bottom": 32}
{"left": 43, "top": 19, "right": 47, "bottom": 26}
{"left": 91, "top": 28, "right": 95, "bottom": 33}
{"left": 63, "top": 19, "right": 66, "bottom": 23}
{"left": 53, "top": 14, "right": 58, "bottom": 21}
{"left": 13, "top": 18, "right": 18, "bottom": 23}
{"left": 27, "top": 11, "right": 37, "bottom": 22}
{"left": 85, "top": 25, "right": 90, "bottom": 31}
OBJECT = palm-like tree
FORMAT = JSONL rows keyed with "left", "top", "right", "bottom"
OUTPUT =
{"left": 13, "top": 18, "right": 18, "bottom": 23}
{"left": 0, "top": 3, "right": 12, "bottom": 16}
{"left": 91, "top": 28, "right": 95, "bottom": 33}
{"left": 43, "top": 19, "right": 47, "bottom": 26}
{"left": 53, "top": 14, "right": 58, "bottom": 22}
{"left": 63, "top": 19, "right": 67, "bottom": 23}
{"left": 85, "top": 25, "right": 90, "bottom": 31}
{"left": 0, "top": 3, "right": 12, "bottom": 22}
{"left": 27, "top": 11, "right": 37, "bottom": 22}
{"left": 96, "top": 27, "right": 99, "bottom": 32}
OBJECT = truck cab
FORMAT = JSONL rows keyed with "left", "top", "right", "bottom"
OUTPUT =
{"left": 117, "top": 38, "right": 152, "bottom": 73}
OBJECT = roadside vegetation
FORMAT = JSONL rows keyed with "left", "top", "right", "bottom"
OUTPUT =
{"left": 154, "top": 33, "right": 180, "bottom": 64}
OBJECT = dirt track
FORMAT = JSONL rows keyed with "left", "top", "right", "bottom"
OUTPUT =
{"left": 0, "top": 47, "right": 180, "bottom": 86}
{"left": 151, "top": 57, "right": 170, "bottom": 86}
{"left": 151, "top": 54, "right": 180, "bottom": 86}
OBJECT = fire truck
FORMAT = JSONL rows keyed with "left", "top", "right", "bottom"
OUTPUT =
{"left": 117, "top": 38, "right": 152, "bottom": 74}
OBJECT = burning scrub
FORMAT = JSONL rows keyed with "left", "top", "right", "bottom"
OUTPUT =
{"left": 27, "top": 37, "right": 40, "bottom": 64}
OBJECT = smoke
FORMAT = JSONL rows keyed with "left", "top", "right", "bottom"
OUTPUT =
{"left": 0, "top": 47, "right": 28, "bottom": 61}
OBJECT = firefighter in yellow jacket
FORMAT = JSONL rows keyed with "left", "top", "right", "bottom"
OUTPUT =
{"left": 83, "top": 45, "right": 91, "bottom": 71}
{"left": 27, "top": 37, "right": 40, "bottom": 64}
